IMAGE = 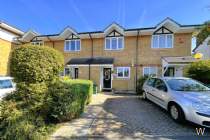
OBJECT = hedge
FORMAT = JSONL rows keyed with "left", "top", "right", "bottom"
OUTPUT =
{"left": 10, "top": 45, "right": 64, "bottom": 83}
{"left": 185, "top": 60, "right": 210, "bottom": 84}
{"left": 46, "top": 79, "right": 93, "bottom": 122}
{"left": 136, "top": 76, "right": 148, "bottom": 94}
{"left": 0, "top": 79, "right": 93, "bottom": 139}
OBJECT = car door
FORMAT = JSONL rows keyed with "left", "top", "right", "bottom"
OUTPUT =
{"left": 153, "top": 79, "right": 168, "bottom": 108}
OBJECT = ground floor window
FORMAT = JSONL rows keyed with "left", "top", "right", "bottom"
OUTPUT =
{"left": 164, "top": 67, "right": 175, "bottom": 77}
{"left": 143, "top": 67, "right": 157, "bottom": 77}
{"left": 64, "top": 67, "right": 71, "bottom": 76}
{"left": 116, "top": 67, "right": 130, "bottom": 78}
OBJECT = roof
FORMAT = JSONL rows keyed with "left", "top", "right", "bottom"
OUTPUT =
{"left": 193, "top": 36, "right": 210, "bottom": 52}
{"left": 162, "top": 56, "right": 197, "bottom": 63}
{"left": 0, "top": 21, "right": 24, "bottom": 35}
{"left": 67, "top": 57, "right": 114, "bottom": 65}
{"left": 20, "top": 17, "right": 202, "bottom": 42}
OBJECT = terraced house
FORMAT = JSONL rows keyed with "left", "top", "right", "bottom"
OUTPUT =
{"left": 3, "top": 18, "right": 200, "bottom": 92}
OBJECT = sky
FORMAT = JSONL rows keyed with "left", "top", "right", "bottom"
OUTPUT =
{"left": 1, "top": 0, "right": 209, "bottom": 35}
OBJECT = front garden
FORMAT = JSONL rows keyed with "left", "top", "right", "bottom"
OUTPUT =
{"left": 0, "top": 45, "right": 93, "bottom": 140}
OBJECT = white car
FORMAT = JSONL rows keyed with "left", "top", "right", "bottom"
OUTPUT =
{"left": 142, "top": 77, "right": 210, "bottom": 127}
{"left": 0, "top": 77, "right": 16, "bottom": 100}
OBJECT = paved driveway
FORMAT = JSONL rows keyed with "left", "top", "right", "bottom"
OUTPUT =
{"left": 51, "top": 93, "right": 210, "bottom": 140}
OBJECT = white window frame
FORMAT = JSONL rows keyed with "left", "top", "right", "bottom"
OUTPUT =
{"left": 143, "top": 67, "right": 158, "bottom": 76}
{"left": 64, "top": 39, "right": 81, "bottom": 52}
{"left": 151, "top": 34, "right": 173, "bottom": 48}
{"left": 105, "top": 37, "right": 124, "bottom": 50}
{"left": 31, "top": 41, "right": 44, "bottom": 46}
{"left": 116, "top": 67, "right": 130, "bottom": 79}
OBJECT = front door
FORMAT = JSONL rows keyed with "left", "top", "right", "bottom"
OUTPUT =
{"left": 74, "top": 68, "right": 78, "bottom": 79}
{"left": 103, "top": 68, "right": 111, "bottom": 89}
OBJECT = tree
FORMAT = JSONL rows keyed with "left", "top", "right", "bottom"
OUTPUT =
{"left": 185, "top": 60, "right": 210, "bottom": 84}
{"left": 196, "top": 21, "right": 210, "bottom": 46}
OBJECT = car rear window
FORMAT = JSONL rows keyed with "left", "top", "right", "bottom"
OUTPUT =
{"left": 0, "top": 80, "right": 13, "bottom": 89}
{"left": 147, "top": 78, "right": 156, "bottom": 87}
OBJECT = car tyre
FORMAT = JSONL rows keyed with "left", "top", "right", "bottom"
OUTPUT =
{"left": 169, "top": 104, "right": 185, "bottom": 123}
{"left": 142, "top": 91, "right": 147, "bottom": 100}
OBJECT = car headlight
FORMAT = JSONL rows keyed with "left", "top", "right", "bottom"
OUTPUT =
{"left": 192, "top": 102, "right": 210, "bottom": 114}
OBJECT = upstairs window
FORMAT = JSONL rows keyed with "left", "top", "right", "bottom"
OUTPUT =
{"left": 152, "top": 34, "right": 173, "bottom": 48}
{"left": 105, "top": 37, "right": 124, "bottom": 50}
{"left": 65, "top": 40, "right": 80, "bottom": 52}
{"left": 31, "top": 41, "right": 43, "bottom": 46}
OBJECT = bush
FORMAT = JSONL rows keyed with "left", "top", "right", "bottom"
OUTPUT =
{"left": 46, "top": 79, "right": 93, "bottom": 122}
{"left": 185, "top": 60, "right": 210, "bottom": 84}
{"left": 10, "top": 45, "right": 64, "bottom": 83}
{"left": 137, "top": 76, "right": 148, "bottom": 94}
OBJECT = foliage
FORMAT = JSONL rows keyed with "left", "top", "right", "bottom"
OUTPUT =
{"left": 10, "top": 45, "right": 64, "bottom": 83}
{"left": 46, "top": 79, "right": 93, "bottom": 122}
{"left": 137, "top": 76, "right": 149, "bottom": 94}
{"left": 1, "top": 45, "right": 92, "bottom": 139}
{"left": 185, "top": 60, "right": 210, "bottom": 84}
{"left": 196, "top": 21, "right": 210, "bottom": 46}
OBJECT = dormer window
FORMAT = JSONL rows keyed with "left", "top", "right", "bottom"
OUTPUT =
{"left": 152, "top": 34, "right": 173, "bottom": 48}
{"left": 151, "top": 26, "right": 173, "bottom": 48}
{"left": 31, "top": 41, "right": 43, "bottom": 46}
{"left": 64, "top": 39, "right": 81, "bottom": 52}
{"left": 105, "top": 37, "right": 124, "bottom": 50}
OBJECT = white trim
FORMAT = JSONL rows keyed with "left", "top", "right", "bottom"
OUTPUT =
{"left": 143, "top": 67, "right": 158, "bottom": 76}
{"left": 102, "top": 67, "right": 113, "bottom": 90}
{"left": 151, "top": 34, "right": 174, "bottom": 49}
{"left": 104, "top": 36, "right": 124, "bottom": 50}
{"left": 31, "top": 41, "right": 44, "bottom": 46}
{"left": 67, "top": 64, "right": 113, "bottom": 67}
{"left": 116, "top": 67, "right": 130, "bottom": 79}
{"left": 64, "top": 39, "right": 81, "bottom": 52}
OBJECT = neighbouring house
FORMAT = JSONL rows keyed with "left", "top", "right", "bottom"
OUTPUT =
{"left": 0, "top": 21, "right": 24, "bottom": 76}
{"left": 17, "top": 17, "right": 200, "bottom": 92}
{"left": 193, "top": 36, "right": 210, "bottom": 59}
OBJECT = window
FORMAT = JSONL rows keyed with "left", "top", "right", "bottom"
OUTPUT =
{"left": 65, "top": 40, "right": 80, "bottom": 52}
{"left": 117, "top": 67, "right": 130, "bottom": 78}
{"left": 64, "top": 67, "right": 71, "bottom": 76}
{"left": 154, "top": 79, "right": 167, "bottom": 92}
{"left": 105, "top": 37, "right": 124, "bottom": 50}
{"left": 143, "top": 67, "right": 157, "bottom": 76}
{"left": 31, "top": 41, "right": 43, "bottom": 46}
{"left": 151, "top": 34, "right": 173, "bottom": 48}
{"left": 0, "top": 80, "right": 13, "bottom": 89}
{"left": 146, "top": 78, "right": 156, "bottom": 87}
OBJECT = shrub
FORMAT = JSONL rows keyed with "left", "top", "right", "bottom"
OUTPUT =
{"left": 46, "top": 79, "right": 93, "bottom": 122}
{"left": 137, "top": 76, "right": 148, "bottom": 94}
{"left": 10, "top": 45, "right": 64, "bottom": 83}
{"left": 185, "top": 60, "right": 210, "bottom": 84}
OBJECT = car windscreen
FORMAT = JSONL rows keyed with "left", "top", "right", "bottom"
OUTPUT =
{"left": 0, "top": 80, "right": 13, "bottom": 89}
{"left": 166, "top": 79, "right": 210, "bottom": 92}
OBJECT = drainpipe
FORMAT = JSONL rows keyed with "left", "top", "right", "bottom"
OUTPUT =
{"left": 135, "top": 30, "right": 140, "bottom": 92}
{"left": 88, "top": 33, "right": 93, "bottom": 80}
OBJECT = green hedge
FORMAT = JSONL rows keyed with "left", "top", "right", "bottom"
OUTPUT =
{"left": 0, "top": 79, "right": 93, "bottom": 139}
{"left": 10, "top": 45, "right": 64, "bottom": 83}
{"left": 136, "top": 76, "right": 148, "bottom": 94}
{"left": 46, "top": 79, "right": 93, "bottom": 122}
{"left": 185, "top": 60, "right": 210, "bottom": 84}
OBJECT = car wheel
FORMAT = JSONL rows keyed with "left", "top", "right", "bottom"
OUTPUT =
{"left": 169, "top": 104, "right": 185, "bottom": 123}
{"left": 142, "top": 91, "right": 147, "bottom": 100}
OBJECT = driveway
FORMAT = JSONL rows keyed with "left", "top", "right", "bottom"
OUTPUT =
{"left": 51, "top": 93, "right": 210, "bottom": 140}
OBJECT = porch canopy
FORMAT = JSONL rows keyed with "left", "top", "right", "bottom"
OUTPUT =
{"left": 66, "top": 57, "right": 114, "bottom": 65}
{"left": 162, "top": 56, "right": 198, "bottom": 77}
